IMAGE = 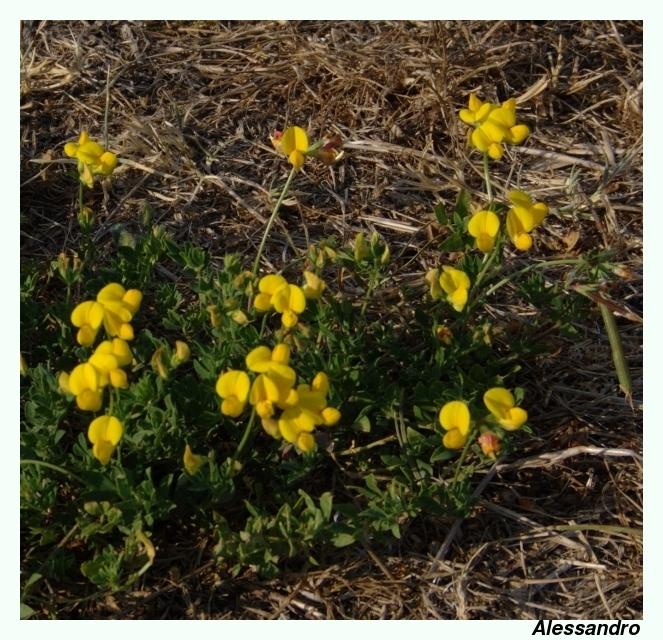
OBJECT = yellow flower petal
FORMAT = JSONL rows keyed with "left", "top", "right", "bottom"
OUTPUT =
{"left": 105, "top": 416, "right": 124, "bottom": 445}
{"left": 183, "top": 444, "right": 205, "bottom": 475}
{"left": 297, "top": 432, "right": 316, "bottom": 453}
{"left": 439, "top": 400, "right": 470, "bottom": 435}
{"left": 506, "top": 124, "right": 530, "bottom": 145}
{"left": 259, "top": 274, "right": 288, "bottom": 295}
{"left": 253, "top": 292, "right": 273, "bottom": 312}
{"left": 87, "top": 416, "right": 108, "bottom": 445}
{"left": 443, "top": 429, "right": 468, "bottom": 450}
{"left": 450, "top": 287, "right": 468, "bottom": 312}
{"left": 122, "top": 289, "right": 143, "bottom": 314}
{"left": 271, "top": 343, "right": 290, "bottom": 365}
{"left": 483, "top": 387, "right": 516, "bottom": 419}
{"left": 76, "top": 389, "right": 103, "bottom": 412}
{"left": 246, "top": 345, "right": 272, "bottom": 372}
{"left": 216, "top": 370, "right": 251, "bottom": 403}
{"left": 281, "top": 310, "right": 298, "bottom": 328}
{"left": 110, "top": 369, "right": 128, "bottom": 389}
{"left": 311, "top": 372, "right": 329, "bottom": 395}
{"left": 487, "top": 142, "right": 504, "bottom": 160}
{"left": 321, "top": 406, "right": 341, "bottom": 426}
{"left": 221, "top": 397, "right": 246, "bottom": 418}
{"left": 501, "top": 406, "right": 528, "bottom": 431}
{"left": 92, "top": 440, "right": 115, "bottom": 465}
{"left": 280, "top": 126, "right": 309, "bottom": 155}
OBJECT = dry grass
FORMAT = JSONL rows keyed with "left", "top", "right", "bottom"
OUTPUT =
{"left": 20, "top": 20, "right": 642, "bottom": 619}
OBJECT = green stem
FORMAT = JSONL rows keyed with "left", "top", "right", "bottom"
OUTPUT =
{"left": 234, "top": 409, "right": 257, "bottom": 462}
{"left": 483, "top": 153, "right": 493, "bottom": 204}
{"left": 483, "top": 258, "right": 584, "bottom": 298}
{"left": 359, "top": 268, "right": 379, "bottom": 317}
{"left": 452, "top": 429, "right": 475, "bottom": 487}
{"left": 473, "top": 244, "right": 500, "bottom": 292}
{"left": 599, "top": 302, "right": 633, "bottom": 396}
{"left": 252, "top": 167, "right": 297, "bottom": 277}
{"left": 20, "top": 459, "right": 84, "bottom": 484}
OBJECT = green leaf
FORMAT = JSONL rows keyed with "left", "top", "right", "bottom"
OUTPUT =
{"left": 332, "top": 532, "right": 356, "bottom": 548}
{"left": 434, "top": 203, "right": 448, "bottom": 225}
{"left": 20, "top": 603, "right": 35, "bottom": 619}
{"left": 319, "top": 492, "right": 333, "bottom": 520}
{"left": 455, "top": 189, "right": 472, "bottom": 219}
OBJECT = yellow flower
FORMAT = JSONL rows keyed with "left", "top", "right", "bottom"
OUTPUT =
{"left": 277, "top": 372, "right": 340, "bottom": 450}
{"left": 89, "top": 340, "right": 131, "bottom": 389}
{"left": 246, "top": 345, "right": 298, "bottom": 415}
{"left": 96, "top": 283, "right": 142, "bottom": 340}
{"left": 302, "top": 271, "right": 325, "bottom": 300}
{"left": 468, "top": 210, "right": 500, "bottom": 253}
{"left": 438, "top": 266, "right": 470, "bottom": 312}
{"left": 463, "top": 98, "right": 530, "bottom": 160}
{"left": 276, "top": 126, "right": 309, "bottom": 171}
{"left": 506, "top": 191, "right": 548, "bottom": 251}
{"left": 272, "top": 283, "right": 306, "bottom": 328}
{"left": 68, "top": 363, "right": 103, "bottom": 411}
{"left": 253, "top": 274, "right": 288, "bottom": 312}
{"left": 64, "top": 130, "right": 118, "bottom": 188}
{"left": 216, "top": 370, "right": 250, "bottom": 418}
{"left": 183, "top": 444, "right": 206, "bottom": 475}
{"left": 71, "top": 300, "right": 105, "bottom": 346}
{"left": 458, "top": 94, "right": 495, "bottom": 125}
{"left": 87, "top": 415, "right": 124, "bottom": 465}
{"left": 439, "top": 400, "right": 471, "bottom": 450}
{"left": 483, "top": 387, "right": 528, "bottom": 431}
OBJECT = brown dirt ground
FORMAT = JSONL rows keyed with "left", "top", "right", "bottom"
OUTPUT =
{"left": 20, "top": 20, "right": 642, "bottom": 619}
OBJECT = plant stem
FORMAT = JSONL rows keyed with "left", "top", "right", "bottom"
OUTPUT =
{"left": 483, "top": 153, "right": 493, "bottom": 204}
{"left": 234, "top": 409, "right": 257, "bottom": 462}
{"left": 599, "top": 302, "right": 633, "bottom": 397}
{"left": 483, "top": 258, "right": 584, "bottom": 298}
{"left": 452, "top": 429, "right": 475, "bottom": 487}
{"left": 252, "top": 167, "right": 297, "bottom": 277}
{"left": 20, "top": 459, "right": 84, "bottom": 484}
{"left": 473, "top": 244, "right": 500, "bottom": 292}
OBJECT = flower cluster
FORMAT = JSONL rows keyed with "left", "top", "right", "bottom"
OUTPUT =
{"left": 506, "top": 191, "right": 549, "bottom": 251}
{"left": 459, "top": 95, "right": 529, "bottom": 160}
{"left": 270, "top": 126, "right": 343, "bottom": 171}
{"left": 58, "top": 282, "right": 143, "bottom": 465}
{"left": 64, "top": 130, "right": 118, "bottom": 188}
{"left": 426, "top": 266, "right": 471, "bottom": 312}
{"left": 59, "top": 338, "right": 133, "bottom": 411}
{"left": 216, "top": 343, "right": 341, "bottom": 453}
{"left": 439, "top": 387, "right": 528, "bottom": 452}
{"left": 465, "top": 190, "right": 549, "bottom": 254}
{"left": 254, "top": 272, "right": 324, "bottom": 329}
{"left": 71, "top": 283, "right": 142, "bottom": 346}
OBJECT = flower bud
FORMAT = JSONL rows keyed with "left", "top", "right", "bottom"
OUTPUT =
{"left": 207, "top": 304, "right": 221, "bottom": 328}
{"left": 435, "top": 325, "right": 453, "bottom": 345}
{"left": 172, "top": 341, "right": 190, "bottom": 366}
{"left": 183, "top": 444, "right": 206, "bottom": 476}
{"left": 150, "top": 346, "right": 169, "bottom": 380}
{"left": 478, "top": 432, "right": 502, "bottom": 459}
{"left": 230, "top": 309, "right": 249, "bottom": 326}
{"left": 353, "top": 232, "right": 369, "bottom": 262}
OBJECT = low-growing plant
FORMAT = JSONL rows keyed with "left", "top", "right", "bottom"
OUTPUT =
{"left": 20, "top": 98, "right": 629, "bottom": 616}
